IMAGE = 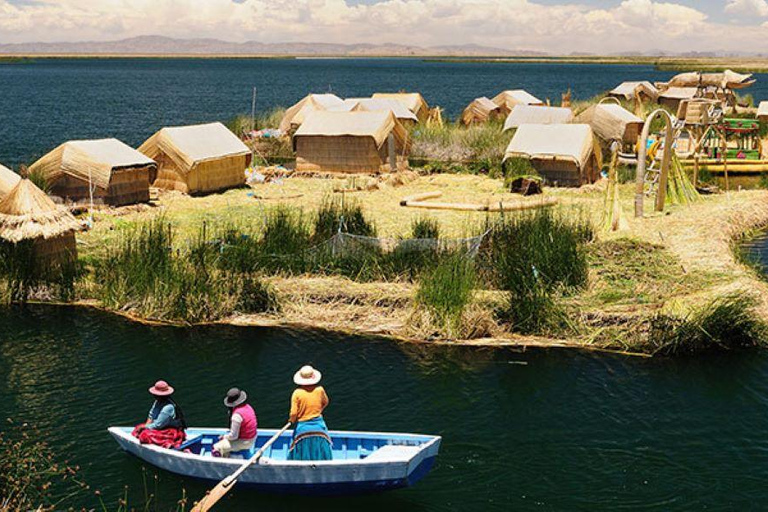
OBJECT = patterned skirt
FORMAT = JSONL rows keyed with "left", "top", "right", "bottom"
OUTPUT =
{"left": 288, "top": 416, "right": 333, "bottom": 461}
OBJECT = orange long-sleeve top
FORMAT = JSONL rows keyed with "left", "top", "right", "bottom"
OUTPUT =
{"left": 289, "top": 385, "right": 329, "bottom": 423}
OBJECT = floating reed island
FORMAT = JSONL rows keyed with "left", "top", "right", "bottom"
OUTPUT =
{"left": 3, "top": 70, "right": 768, "bottom": 356}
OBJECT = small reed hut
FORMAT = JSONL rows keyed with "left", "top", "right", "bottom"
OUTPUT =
{"left": 574, "top": 103, "right": 643, "bottom": 150}
{"left": 608, "top": 81, "right": 659, "bottom": 102}
{"left": 0, "top": 176, "right": 80, "bottom": 268}
{"left": 28, "top": 138, "right": 156, "bottom": 207}
{"left": 491, "top": 90, "right": 545, "bottom": 113}
{"left": 371, "top": 93, "right": 430, "bottom": 123}
{"left": 0, "top": 163, "right": 21, "bottom": 200}
{"left": 138, "top": 122, "right": 251, "bottom": 195}
{"left": 503, "top": 105, "right": 573, "bottom": 131}
{"left": 504, "top": 124, "right": 601, "bottom": 187}
{"left": 758, "top": 101, "right": 768, "bottom": 125}
{"left": 461, "top": 97, "right": 504, "bottom": 126}
{"left": 657, "top": 87, "right": 699, "bottom": 112}
{"left": 293, "top": 111, "right": 410, "bottom": 174}
{"left": 346, "top": 98, "right": 419, "bottom": 128}
{"left": 279, "top": 94, "right": 346, "bottom": 133}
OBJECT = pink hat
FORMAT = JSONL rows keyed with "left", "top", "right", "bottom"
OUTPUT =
{"left": 149, "top": 380, "right": 175, "bottom": 396}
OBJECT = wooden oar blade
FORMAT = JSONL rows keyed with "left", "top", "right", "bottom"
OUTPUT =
{"left": 190, "top": 477, "right": 236, "bottom": 512}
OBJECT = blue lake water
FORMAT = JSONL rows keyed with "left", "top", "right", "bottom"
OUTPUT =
{"left": 2, "top": 58, "right": 767, "bottom": 168}
{"left": 1, "top": 305, "right": 768, "bottom": 510}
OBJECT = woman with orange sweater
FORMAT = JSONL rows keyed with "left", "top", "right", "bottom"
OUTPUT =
{"left": 288, "top": 365, "right": 333, "bottom": 461}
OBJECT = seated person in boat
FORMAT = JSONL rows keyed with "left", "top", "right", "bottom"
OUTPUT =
{"left": 132, "top": 380, "right": 187, "bottom": 449}
{"left": 288, "top": 365, "right": 332, "bottom": 461}
{"left": 213, "top": 387, "right": 258, "bottom": 457}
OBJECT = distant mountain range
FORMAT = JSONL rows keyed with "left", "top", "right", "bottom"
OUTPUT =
{"left": 0, "top": 36, "right": 547, "bottom": 57}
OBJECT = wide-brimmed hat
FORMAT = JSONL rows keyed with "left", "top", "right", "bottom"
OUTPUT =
{"left": 224, "top": 387, "right": 248, "bottom": 408}
{"left": 294, "top": 365, "right": 322, "bottom": 386}
{"left": 149, "top": 380, "right": 174, "bottom": 397}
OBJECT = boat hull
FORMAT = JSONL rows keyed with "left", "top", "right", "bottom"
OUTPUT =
{"left": 109, "top": 427, "right": 440, "bottom": 496}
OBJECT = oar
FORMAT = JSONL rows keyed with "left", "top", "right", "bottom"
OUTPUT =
{"left": 191, "top": 422, "right": 291, "bottom": 512}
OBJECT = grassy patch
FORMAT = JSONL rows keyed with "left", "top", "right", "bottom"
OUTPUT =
{"left": 416, "top": 252, "right": 477, "bottom": 337}
{"left": 410, "top": 120, "right": 509, "bottom": 174}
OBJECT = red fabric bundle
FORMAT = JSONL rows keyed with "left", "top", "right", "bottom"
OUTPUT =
{"left": 132, "top": 424, "right": 186, "bottom": 449}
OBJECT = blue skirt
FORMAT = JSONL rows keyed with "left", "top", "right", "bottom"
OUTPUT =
{"left": 288, "top": 416, "right": 332, "bottom": 461}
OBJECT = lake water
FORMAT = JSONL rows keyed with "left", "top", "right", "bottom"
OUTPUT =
{"left": 2, "top": 58, "right": 768, "bottom": 169}
{"left": 2, "top": 305, "right": 768, "bottom": 510}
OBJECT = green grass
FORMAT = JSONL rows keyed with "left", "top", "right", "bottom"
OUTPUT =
{"left": 411, "top": 216, "right": 440, "bottom": 239}
{"left": 409, "top": 120, "right": 509, "bottom": 174}
{"left": 647, "top": 294, "right": 768, "bottom": 356}
{"left": 416, "top": 251, "right": 476, "bottom": 336}
{"left": 313, "top": 196, "right": 377, "bottom": 241}
{"left": 0, "top": 240, "right": 79, "bottom": 304}
{"left": 226, "top": 107, "right": 286, "bottom": 136}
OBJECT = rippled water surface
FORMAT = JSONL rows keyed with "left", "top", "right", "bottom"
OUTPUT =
{"left": 1, "top": 306, "right": 768, "bottom": 510}
{"left": 3, "top": 58, "right": 768, "bottom": 168}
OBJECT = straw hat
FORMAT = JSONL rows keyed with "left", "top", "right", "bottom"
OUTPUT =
{"left": 293, "top": 365, "right": 322, "bottom": 386}
{"left": 224, "top": 387, "right": 248, "bottom": 408}
{"left": 149, "top": 380, "right": 174, "bottom": 396}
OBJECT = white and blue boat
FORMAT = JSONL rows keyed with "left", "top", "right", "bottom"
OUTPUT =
{"left": 108, "top": 426, "right": 441, "bottom": 495}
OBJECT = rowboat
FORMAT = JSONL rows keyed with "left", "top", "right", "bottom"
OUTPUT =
{"left": 108, "top": 426, "right": 441, "bottom": 495}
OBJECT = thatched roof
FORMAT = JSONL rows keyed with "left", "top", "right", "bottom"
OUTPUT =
{"left": 346, "top": 98, "right": 419, "bottom": 124}
{"left": 0, "top": 163, "right": 21, "bottom": 200}
{"left": 461, "top": 97, "right": 502, "bottom": 125}
{"left": 279, "top": 94, "right": 346, "bottom": 132}
{"left": 294, "top": 110, "right": 409, "bottom": 150}
{"left": 371, "top": 93, "right": 429, "bottom": 116}
{"left": 492, "top": 90, "right": 544, "bottom": 110}
{"left": 138, "top": 122, "right": 249, "bottom": 173}
{"left": 659, "top": 87, "right": 699, "bottom": 100}
{"left": 608, "top": 81, "right": 659, "bottom": 100}
{"left": 504, "top": 124, "right": 595, "bottom": 169}
{"left": 660, "top": 70, "right": 755, "bottom": 90}
{"left": 574, "top": 104, "right": 643, "bottom": 143}
{"left": 758, "top": 101, "right": 768, "bottom": 118}
{"left": 503, "top": 105, "right": 573, "bottom": 131}
{"left": 29, "top": 138, "right": 155, "bottom": 191}
{"left": 0, "top": 178, "right": 81, "bottom": 243}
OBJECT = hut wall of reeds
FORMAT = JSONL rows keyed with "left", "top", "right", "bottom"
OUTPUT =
{"left": 138, "top": 123, "right": 251, "bottom": 195}
{"left": 28, "top": 139, "right": 155, "bottom": 207}
{"left": 503, "top": 105, "right": 573, "bottom": 131}
{"left": 758, "top": 101, "right": 768, "bottom": 124}
{"left": 491, "top": 90, "right": 545, "bottom": 112}
{"left": 504, "top": 124, "right": 601, "bottom": 187}
{"left": 0, "top": 178, "right": 80, "bottom": 268}
{"left": 0, "top": 164, "right": 20, "bottom": 200}
{"left": 574, "top": 103, "right": 643, "bottom": 146}
{"left": 279, "top": 94, "right": 346, "bottom": 133}
{"left": 293, "top": 111, "right": 409, "bottom": 174}
{"left": 461, "top": 97, "right": 504, "bottom": 126}
{"left": 371, "top": 93, "right": 429, "bottom": 122}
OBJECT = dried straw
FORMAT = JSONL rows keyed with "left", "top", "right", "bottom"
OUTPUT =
{"left": 0, "top": 178, "right": 81, "bottom": 242}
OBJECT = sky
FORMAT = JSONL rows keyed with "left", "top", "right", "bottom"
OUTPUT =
{"left": 1, "top": 0, "right": 768, "bottom": 54}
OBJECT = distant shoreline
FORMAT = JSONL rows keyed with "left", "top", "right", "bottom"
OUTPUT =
{"left": 2, "top": 54, "right": 768, "bottom": 72}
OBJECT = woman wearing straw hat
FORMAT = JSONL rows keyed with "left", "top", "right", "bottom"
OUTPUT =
{"left": 213, "top": 387, "right": 258, "bottom": 458}
{"left": 288, "top": 365, "right": 332, "bottom": 461}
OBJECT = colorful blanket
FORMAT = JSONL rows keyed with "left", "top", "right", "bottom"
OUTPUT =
{"left": 132, "top": 424, "right": 186, "bottom": 449}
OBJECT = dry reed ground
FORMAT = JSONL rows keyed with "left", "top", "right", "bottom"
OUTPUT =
{"left": 76, "top": 174, "right": 768, "bottom": 353}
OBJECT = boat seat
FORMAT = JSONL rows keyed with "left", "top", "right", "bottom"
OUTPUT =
{"left": 231, "top": 446, "right": 256, "bottom": 460}
{"left": 177, "top": 434, "right": 202, "bottom": 451}
{"left": 363, "top": 444, "right": 421, "bottom": 462}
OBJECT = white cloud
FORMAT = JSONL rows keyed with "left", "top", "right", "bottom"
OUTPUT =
{"left": 725, "top": 0, "right": 768, "bottom": 17}
{"left": 0, "top": 0, "right": 763, "bottom": 53}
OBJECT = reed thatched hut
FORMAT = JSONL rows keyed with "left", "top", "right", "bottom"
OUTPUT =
{"left": 293, "top": 111, "right": 409, "bottom": 174}
{"left": 608, "top": 81, "right": 659, "bottom": 102}
{"left": 279, "top": 94, "right": 346, "bottom": 133}
{"left": 503, "top": 105, "right": 573, "bottom": 131}
{"left": 346, "top": 98, "right": 419, "bottom": 127}
{"left": 574, "top": 103, "right": 643, "bottom": 147}
{"left": 0, "top": 164, "right": 20, "bottom": 200}
{"left": 461, "top": 97, "right": 504, "bottom": 126}
{"left": 492, "top": 90, "right": 545, "bottom": 112}
{"left": 28, "top": 139, "right": 155, "bottom": 207}
{"left": 758, "top": 101, "right": 768, "bottom": 124}
{"left": 503, "top": 124, "right": 601, "bottom": 187}
{"left": 0, "top": 176, "right": 80, "bottom": 267}
{"left": 138, "top": 122, "right": 251, "bottom": 195}
{"left": 371, "top": 93, "right": 429, "bottom": 122}
{"left": 658, "top": 87, "right": 699, "bottom": 111}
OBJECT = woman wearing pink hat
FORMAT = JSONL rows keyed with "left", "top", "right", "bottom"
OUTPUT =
{"left": 132, "top": 380, "right": 187, "bottom": 449}
{"left": 287, "top": 365, "right": 332, "bottom": 461}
